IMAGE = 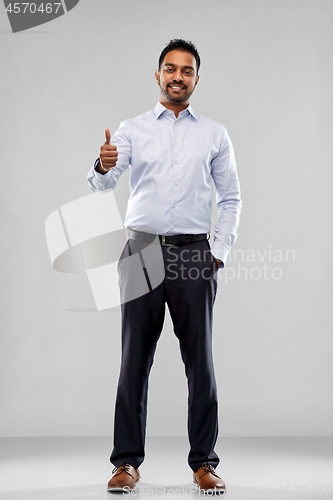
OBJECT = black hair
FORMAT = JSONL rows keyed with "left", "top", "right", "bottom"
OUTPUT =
{"left": 158, "top": 39, "right": 200, "bottom": 74}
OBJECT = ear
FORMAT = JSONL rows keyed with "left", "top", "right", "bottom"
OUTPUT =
{"left": 194, "top": 74, "right": 200, "bottom": 87}
{"left": 155, "top": 69, "right": 160, "bottom": 86}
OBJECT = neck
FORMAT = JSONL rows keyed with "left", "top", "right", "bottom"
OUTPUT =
{"left": 159, "top": 97, "right": 189, "bottom": 118}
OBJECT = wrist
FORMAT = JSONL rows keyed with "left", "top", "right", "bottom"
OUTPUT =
{"left": 95, "top": 159, "right": 109, "bottom": 175}
{"left": 215, "top": 258, "right": 223, "bottom": 269}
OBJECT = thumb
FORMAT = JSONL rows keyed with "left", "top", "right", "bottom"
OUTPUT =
{"left": 105, "top": 128, "right": 111, "bottom": 145}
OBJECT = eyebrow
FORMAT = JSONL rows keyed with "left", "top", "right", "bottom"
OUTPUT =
{"left": 164, "top": 63, "right": 195, "bottom": 71}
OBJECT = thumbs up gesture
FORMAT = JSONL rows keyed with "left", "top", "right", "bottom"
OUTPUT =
{"left": 99, "top": 128, "right": 118, "bottom": 173}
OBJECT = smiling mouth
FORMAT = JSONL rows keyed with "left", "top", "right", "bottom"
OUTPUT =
{"left": 168, "top": 85, "right": 186, "bottom": 90}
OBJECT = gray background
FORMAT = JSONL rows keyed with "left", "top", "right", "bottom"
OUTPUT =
{"left": 1, "top": 0, "right": 332, "bottom": 438}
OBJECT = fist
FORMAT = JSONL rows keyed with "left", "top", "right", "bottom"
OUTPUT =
{"left": 99, "top": 128, "right": 118, "bottom": 171}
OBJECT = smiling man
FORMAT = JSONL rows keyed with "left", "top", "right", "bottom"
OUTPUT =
{"left": 158, "top": 50, "right": 198, "bottom": 107}
{"left": 87, "top": 39, "right": 242, "bottom": 495}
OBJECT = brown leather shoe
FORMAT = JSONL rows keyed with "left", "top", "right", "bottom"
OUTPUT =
{"left": 193, "top": 463, "right": 226, "bottom": 495}
{"left": 107, "top": 463, "right": 141, "bottom": 492}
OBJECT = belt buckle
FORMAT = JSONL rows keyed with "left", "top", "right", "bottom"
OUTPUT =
{"left": 161, "top": 235, "right": 175, "bottom": 247}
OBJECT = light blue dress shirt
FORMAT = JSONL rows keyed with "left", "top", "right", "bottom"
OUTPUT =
{"left": 87, "top": 102, "right": 242, "bottom": 266}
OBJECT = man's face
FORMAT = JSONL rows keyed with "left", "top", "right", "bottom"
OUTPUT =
{"left": 155, "top": 50, "right": 199, "bottom": 104}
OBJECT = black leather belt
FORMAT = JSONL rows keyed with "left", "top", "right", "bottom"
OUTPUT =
{"left": 127, "top": 229, "right": 209, "bottom": 247}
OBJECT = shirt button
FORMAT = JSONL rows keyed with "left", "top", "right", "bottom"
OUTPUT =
{"left": 175, "top": 142, "right": 179, "bottom": 145}
{"left": 173, "top": 204, "right": 176, "bottom": 208}
{"left": 175, "top": 123, "right": 178, "bottom": 126}
{"left": 171, "top": 226, "right": 174, "bottom": 230}
{"left": 176, "top": 161, "right": 179, "bottom": 164}
{"left": 175, "top": 182, "right": 178, "bottom": 185}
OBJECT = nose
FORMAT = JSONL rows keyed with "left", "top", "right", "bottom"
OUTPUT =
{"left": 173, "top": 70, "right": 183, "bottom": 82}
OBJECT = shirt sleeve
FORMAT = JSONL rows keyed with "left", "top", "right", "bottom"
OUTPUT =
{"left": 210, "top": 128, "right": 242, "bottom": 266}
{"left": 87, "top": 120, "right": 132, "bottom": 192}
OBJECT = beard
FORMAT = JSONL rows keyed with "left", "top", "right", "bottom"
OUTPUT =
{"left": 159, "top": 80, "right": 195, "bottom": 103}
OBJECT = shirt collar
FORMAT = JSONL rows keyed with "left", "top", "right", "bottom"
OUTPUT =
{"left": 153, "top": 101, "right": 197, "bottom": 120}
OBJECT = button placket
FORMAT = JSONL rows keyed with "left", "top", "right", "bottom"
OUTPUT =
{"left": 171, "top": 115, "right": 184, "bottom": 222}
{"left": 172, "top": 119, "right": 180, "bottom": 192}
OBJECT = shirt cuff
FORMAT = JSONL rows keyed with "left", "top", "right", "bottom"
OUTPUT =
{"left": 93, "top": 157, "right": 113, "bottom": 180}
{"left": 94, "top": 157, "right": 104, "bottom": 176}
{"left": 211, "top": 241, "right": 229, "bottom": 268}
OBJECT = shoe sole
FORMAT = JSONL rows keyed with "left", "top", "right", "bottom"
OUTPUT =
{"left": 193, "top": 482, "right": 227, "bottom": 495}
{"left": 107, "top": 481, "right": 140, "bottom": 492}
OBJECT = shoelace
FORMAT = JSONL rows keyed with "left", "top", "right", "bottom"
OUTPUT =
{"left": 199, "top": 462, "right": 220, "bottom": 479}
{"left": 112, "top": 463, "right": 141, "bottom": 480}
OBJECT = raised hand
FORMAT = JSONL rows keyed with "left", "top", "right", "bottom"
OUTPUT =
{"left": 99, "top": 128, "right": 118, "bottom": 172}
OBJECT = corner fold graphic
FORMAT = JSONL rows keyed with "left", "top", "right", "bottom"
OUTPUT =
{"left": 45, "top": 191, "right": 165, "bottom": 311}
{"left": 3, "top": 0, "right": 80, "bottom": 33}
{"left": 63, "top": 0, "right": 80, "bottom": 12}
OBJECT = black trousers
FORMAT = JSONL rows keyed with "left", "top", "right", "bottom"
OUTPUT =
{"left": 110, "top": 237, "right": 219, "bottom": 473}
